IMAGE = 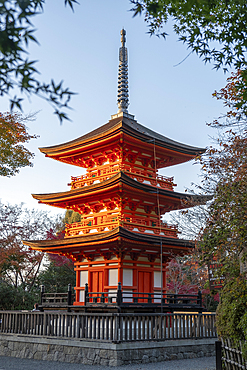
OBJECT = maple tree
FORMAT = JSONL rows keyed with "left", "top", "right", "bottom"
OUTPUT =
{"left": 0, "top": 111, "right": 38, "bottom": 177}
{"left": 166, "top": 257, "right": 200, "bottom": 295}
{"left": 130, "top": 1, "right": 247, "bottom": 110}
{"left": 0, "top": 201, "right": 63, "bottom": 292}
{"left": 37, "top": 222, "right": 75, "bottom": 293}
{"left": 198, "top": 130, "right": 247, "bottom": 278}
{"left": 168, "top": 71, "right": 247, "bottom": 315}
{"left": 0, "top": 0, "right": 77, "bottom": 122}
{"left": 131, "top": 1, "right": 247, "bottom": 71}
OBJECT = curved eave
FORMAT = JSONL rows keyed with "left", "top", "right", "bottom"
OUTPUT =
{"left": 23, "top": 226, "right": 194, "bottom": 253}
{"left": 39, "top": 117, "right": 205, "bottom": 159}
{"left": 32, "top": 172, "right": 211, "bottom": 207}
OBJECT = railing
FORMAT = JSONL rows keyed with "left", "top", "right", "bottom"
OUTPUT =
{"left": 68, "top": 164, "right": 175, "bottom": 190}
{"left": 65, "top": 215, "right": 119, "bottom": 237}
{"left": 216, "top": 338, "right": 247, "bottom": 370}
{"left": 84, "top": 283, "right": 203, "bottom": 311}
{"left": 0, "top": 311, "right": 216, "bottom": 342}
{"left": 122, "top": 217, "right": 178, "bottom": 237}
{"left": 40, "top": 284, "right": 75, "bottom": 311}
{"left": 65, "top": 215, "right": 178, "bottom": 238}
{"left": 69, "top": 164, "right": 119, "bottom": 188}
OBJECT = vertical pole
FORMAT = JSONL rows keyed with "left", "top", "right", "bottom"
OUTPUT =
{"left": 198, "top": 290, "right": 202, "bottom": 307}
{"left": 84, "top": 283, "right": 88, "bottom": 305}
{"left": 160, "top": 241, "right": 163, "bottom": 313}
{"left": 216, "top": 340, "right": 222, "bottom": 370}
{"left": 117, "top": 282, "right": 122, "bottom": 307}
{"left": 40, "top": 285, "right": 45, "bottom": 311}
{"left": 67, "top": 283, "right": 72, "bottom": 311}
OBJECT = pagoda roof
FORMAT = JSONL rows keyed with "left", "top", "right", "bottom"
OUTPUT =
{"left": 32, "top": 172, "right": 211, "bottom": 211}
{"left": 23, "top": 226, "right": 193, "bottom": 255}
{"left": 39, "top": 115, "right": 205, "bottom": 160}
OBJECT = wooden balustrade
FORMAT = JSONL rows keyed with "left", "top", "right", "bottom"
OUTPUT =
{"left": 0, "top": 311, "right": 216, "bottom": 342}
{"left": 65, "top": 215, "right": 120, "bottom": 237}
{"left": 65, "top": 215, "right": 178, "bottom": 237}
{"left": 68, "top": 164, "right": 175, "bottom": 190}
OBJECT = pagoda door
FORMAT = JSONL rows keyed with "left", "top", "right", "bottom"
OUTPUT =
{"left": 138, "top": 271, "right": 151, "bottom": 302}
{"left": 90, "top": 271, "right": 103, "bottom": 294}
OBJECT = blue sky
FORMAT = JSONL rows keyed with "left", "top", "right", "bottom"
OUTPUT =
{"left": 0, "top": 0, "right": 228, "bottom": 217}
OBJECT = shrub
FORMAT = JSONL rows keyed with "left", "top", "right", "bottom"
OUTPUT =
{"left": 216, "top": 275, "right": 247, "bottom": 358}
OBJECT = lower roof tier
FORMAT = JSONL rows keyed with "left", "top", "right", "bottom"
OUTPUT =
{"left": 23, "top": 226, "right": 194, "bottom": 263}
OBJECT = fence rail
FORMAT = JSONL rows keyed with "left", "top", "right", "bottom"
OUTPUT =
{"left": 220, "top": 338, "right": 247, "bottom": 370}
{"left": 0, "top": 311, "right": 216, "bottom": 343}
{"left": 85, "top": 282, "right": 203, "bottom": 312}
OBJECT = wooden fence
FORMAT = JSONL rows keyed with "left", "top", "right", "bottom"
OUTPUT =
{"left": 0, "top": 311, "right": 216, "bottom": 342}
{"left": 218, "top": 338, "right": 247, "bottom": 370}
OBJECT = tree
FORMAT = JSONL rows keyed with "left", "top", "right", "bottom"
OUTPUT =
{"left": 0, "top": 201, "right": 63, "bottom": 293}
{"left": 38, "top": 223, "right": 75, "bottom": 293}
{"left": 0, "top": 111, "right": 38, "bottom": 176}
{"left": 0, "top": 278, "right": 38, "bottom": 310}
{"left": 216, "top": 275, "right": 247, "bottom": 359}
{"left": 64, "top": 209, "right": 81, "bottom": 224}
{"left": 166, "top": 256, "right": 199, "bottom": 295}
{"left": 38, "top": 257, "right": 75, "bottom": 293}
{"left": 130, "top": 1, "right": 247, "bottom": 110}
{"left": 131, "top": 0, "right": 247, "bottom": 71}
{"left": 198, "top": 131, "right": 247, "bottom": 278}
{"left": 0, "top": 0, "right": 78, "bottom": 122}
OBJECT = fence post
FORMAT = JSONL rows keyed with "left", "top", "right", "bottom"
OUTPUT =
{"left": 198, "top": 290, "right": 202, "bottom": 307}
{"left": 215, "top": 340, "right": 222, "bottom": 370}
{"left": 117, "top": 282, "right": 122, "bottom": 306}
{"left": 84, "top": 283, "right": 88, "bottom": 305}
{"left": 67, "top": 283, "right": 72, "bottom": 311}
{"left": 40, "top": 285, "right": 45, "bottom": 311}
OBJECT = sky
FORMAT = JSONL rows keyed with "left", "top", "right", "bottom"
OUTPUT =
{"left": 0, "top": 0, "right": 229, "bottom": 219}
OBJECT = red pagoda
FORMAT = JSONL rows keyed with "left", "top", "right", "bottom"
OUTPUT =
{"left": 24, "top": 30, "right": 206, "bottom": 308}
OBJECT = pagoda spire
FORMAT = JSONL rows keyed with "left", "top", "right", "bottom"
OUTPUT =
{"left": 117, "top": 29, "right": 129, "bottom": 113}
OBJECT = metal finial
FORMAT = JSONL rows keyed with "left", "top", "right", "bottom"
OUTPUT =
{"left": 117, "top": 28, "right": 129, "bottom": 114}
{"left": 121, "top": 29, "right": 126, "bottom": 47}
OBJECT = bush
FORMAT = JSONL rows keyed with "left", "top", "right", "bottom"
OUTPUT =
{"left": 216, "top": 275, "right": 247, "bottom": 358}
{"left": 0, "top": 280, "right": 38, "bottom": 310}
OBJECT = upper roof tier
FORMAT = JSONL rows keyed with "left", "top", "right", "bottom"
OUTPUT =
{"left": 39, "top": 113, "right": 205, "bottom": 169}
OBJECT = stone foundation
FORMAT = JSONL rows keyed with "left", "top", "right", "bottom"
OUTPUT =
{"left": 0, "top": 333, "right": 215, "bottom": 366}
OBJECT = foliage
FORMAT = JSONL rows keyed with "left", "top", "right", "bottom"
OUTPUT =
{"left": 0, "top": 278, "right": 38, "bottom": 310}
{"left": 210, "top": 70, "right": 247, "bottom": 128}
{"left": 64, "top": 209, "right": 81, "bottom": 224}
{"left": 0, "top": 0, "right": 78, "bottom": 122}
{"left": 166, "top": 256, "right": 205, "bottom": 294}
{"left": 130, "top": 1, "right": 247, "bottom": 111}
{"left": 130, "top": 0, "right": 247, "bottom": 71}
{"left": 0, "top": 201, "right": 62, "bottom": 292}
{"left": 0, "top": 111, "right": 38, "bottom": 176}
{"left": 38, "top": 221, "right": 75, "bottom": 293}
{"left": 170, "top": 203, "right": 209, "bottom": 241}
{"left": 216, "top": 275, "right": 247, "bottom": 358}
{"left": 198, "top": 130, "right": 247, "bottom": 278}
{"left": 38, "top": 259, "right": 75, "bottom": 293}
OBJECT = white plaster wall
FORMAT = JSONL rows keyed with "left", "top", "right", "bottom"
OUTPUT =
{"left": 123, "top": 269, "right": 133, "bottom": 286}
{"left": 109, "top": 269, "right": 118, "bottom": 286}
{"left": 79, "top": 290, "right": 84, "bottom": 302}
{"left": 154, "top": 271, "right": 161, "bottom": 288}
{"left": 80, "top": 271, "right": 88, "bottom": 287}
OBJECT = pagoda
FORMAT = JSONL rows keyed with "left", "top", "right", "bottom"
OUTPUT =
{"left": 24, "top": 30, "right": 207, "bottom": 308}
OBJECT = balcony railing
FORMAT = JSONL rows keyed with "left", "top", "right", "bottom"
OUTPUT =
{"left": 65, "top": 215, "right": 178, "bottom": 238}
{"left": 68, "top": 164, "right": 175, "bottom": 190}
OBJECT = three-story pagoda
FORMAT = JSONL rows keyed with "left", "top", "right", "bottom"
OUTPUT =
{"left": 24, "top": 30, "right": 207, "bottom": 308}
